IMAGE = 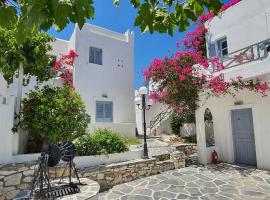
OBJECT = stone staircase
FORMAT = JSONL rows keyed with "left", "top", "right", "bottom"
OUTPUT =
{"left": 149, "top": 108, "right": 172, "bottom": 136}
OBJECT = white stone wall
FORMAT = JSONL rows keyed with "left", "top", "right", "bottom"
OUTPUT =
{"left": 72, "top": 24, "right": 136, "bottom": 137}
{"left": 206, "top": 0, "right": 270, "bottom": 81}
{"left": 196, "top": 0, "right": 270, "bottom": 169}
{"left": 0, "top": 24, "right": 136, "bottom": 163}
{"left": 196, "top": 0, "right": 270, "bottom": 170}
{"left": 0, "top": 73, "right": 7, "bottom": 96}
{"left": 0, "top": 96, "right": 16, "bottom": 163}
{"left": 196, "top": 76, "right": 270, "bottom": 170}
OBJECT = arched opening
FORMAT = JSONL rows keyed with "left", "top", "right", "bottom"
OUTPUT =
{"left": 204, "top": 108, "right": 215, "bottom": 147}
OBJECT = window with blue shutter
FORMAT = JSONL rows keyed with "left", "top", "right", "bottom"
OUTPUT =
{"left": 96, "top": 101, "right": 113, "bottom": 122}
{"left": 89, "top": 47, "right": 103, "bottom": 65}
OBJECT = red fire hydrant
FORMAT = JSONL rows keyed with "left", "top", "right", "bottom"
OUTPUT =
{"left": 211, "top": 150, "right": 218, "bottom": 164}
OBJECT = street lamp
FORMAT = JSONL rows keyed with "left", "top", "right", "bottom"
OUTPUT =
{"left": 136, "top": 86, "right": 153, "bottom": 159}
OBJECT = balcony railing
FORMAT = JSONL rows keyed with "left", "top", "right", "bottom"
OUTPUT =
{"left": 211, "top": 39, "right": 270, "bottom": 72}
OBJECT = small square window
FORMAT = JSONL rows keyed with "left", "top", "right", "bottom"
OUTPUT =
{"left": 217, "top": 38, "right": 228, "bottom": 57}
{"left": 89, "top": 47, "right": 103, "bottom": 65}
{"left": 96, "top": 101, "right": 113, "bottom": 122}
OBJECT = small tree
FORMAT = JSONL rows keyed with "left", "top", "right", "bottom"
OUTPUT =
{"left": 0, "top": 0, "right": 223, "bottom": 42}
{"left": 13, "top": 85, "right": 90, "bottom": 152}
{"left": 0, "top": 26, "right": 54, "bottom": 85}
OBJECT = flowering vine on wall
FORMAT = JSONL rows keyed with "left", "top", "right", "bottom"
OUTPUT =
{"left": 144, "top": 0, "right": 269, "bottom": 114}
{"left": 52, "top": 50, "right": 78, "bottom": 90}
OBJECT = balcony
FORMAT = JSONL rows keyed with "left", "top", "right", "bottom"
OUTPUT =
{"left": 211, "top": 39, "right": 270, "bottom": 72}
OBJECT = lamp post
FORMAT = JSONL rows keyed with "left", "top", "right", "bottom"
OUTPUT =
{"left": 136, "top": 86, "right": 153, "bottom": 159}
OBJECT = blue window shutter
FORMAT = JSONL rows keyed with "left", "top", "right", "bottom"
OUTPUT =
{"left": 96, "top": 101, "right": 113, "bottom": 122}
{"left": 104, "top": 102, "right": 113, "bottom": 122}
{"left": 96, "top": 102, "right": 104, "bottom": 121}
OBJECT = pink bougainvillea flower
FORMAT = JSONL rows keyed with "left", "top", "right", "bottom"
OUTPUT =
{"left": 148, "top": 92, "right": 159, "bottom": 100}
{"left": 221, "top": 0, "right": 241, "bottom": 12}
{"left": 176, "top": 41, "right": 180, "bottom": 48}
{"left": 179, "top": 75, "right": 186, "bottom": 81}
{"left": 69, "top": 50, "right": 79, "bottom": 57}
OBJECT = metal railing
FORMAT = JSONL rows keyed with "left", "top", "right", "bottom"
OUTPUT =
{"left": 149, "top": 108, "right": 172, "bottom": 134}
{"left": 211, "top": 39, "right": 270, "bottom": 72}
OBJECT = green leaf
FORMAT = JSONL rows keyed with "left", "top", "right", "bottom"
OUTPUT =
{"left": 193, "top": 1, "right": 203, "bottom": 16}
{"left": 130, "top": 0, "right": 140, "bottom": 8}
{"left": 0, "top": 7, "right": 17, "bottom": 27}
{"left": 54, "top": 4, "right": 71, "bottom": 31}
{"left": 113, "top": 0, "right": 120, "bottom": 6}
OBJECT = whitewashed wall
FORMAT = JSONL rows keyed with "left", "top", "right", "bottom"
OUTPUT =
{"left": 0, "top": 24, "right": 136, "bottom": 163}
{"left": 206, "top": 0, "right": 270, "bottom": 81}
{"left": 196, "top": 75, "right": 270, "bottom": 170}
{"left": 72, "top": 24, "right": 136, "bottom": 137}
{"left": 0, "top": 96, "right": 16, "bottom": 163}
{"left": 0, "top": 74, "right": 7, "bottom": 96}
{"left": 9, "top": 149, "right": 143, "bottom": 167}
{"left": 196, "top": 0, "right": 270, "bottom": 170}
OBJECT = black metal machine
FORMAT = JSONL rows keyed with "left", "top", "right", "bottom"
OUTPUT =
{"left": 13, "top": 142, "right": 81, "bottom": 200}
{"left": 58, "top": 142, "right": 80, "bottom": 184}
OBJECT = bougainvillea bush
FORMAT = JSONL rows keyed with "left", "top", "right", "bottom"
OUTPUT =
{"left": 144, "top": 0, "right": 269, "bottom": 115}
{"left": 52, "top": 50, "right": 78, "bottom": 90}
{"left": 13, "top": 85, "right": 90, "bottom": 153}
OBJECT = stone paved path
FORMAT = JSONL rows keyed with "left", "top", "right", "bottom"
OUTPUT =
{"left": 99, "top": 163, "right": 270, "bottom": 200}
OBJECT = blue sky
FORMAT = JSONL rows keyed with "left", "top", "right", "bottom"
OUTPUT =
{"left": 48, "top": 0, "right": 228, "bottom": 89}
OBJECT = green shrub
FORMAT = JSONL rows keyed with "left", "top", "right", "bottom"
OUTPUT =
{"left": 170, "top": 110, "right": 196, "bottom": 135}
{"left": 74, "top": 129, "right": 128, "bottom": 156}
{"left": 169, "top": 112, "right": 182, "bottom": 135}
{"left": 14, "top": 85, "right": 91, "bottom": 151}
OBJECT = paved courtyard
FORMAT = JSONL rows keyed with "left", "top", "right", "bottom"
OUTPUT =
{"left": 99, "top": 163, "right": 270, "bottom": 200}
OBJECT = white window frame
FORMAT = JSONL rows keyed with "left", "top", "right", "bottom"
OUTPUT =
{"left": 89, "top": 47, "right": 103, "bottom": 65}
{"left": 95, "top": 101, "right": 113, "bottom": 123}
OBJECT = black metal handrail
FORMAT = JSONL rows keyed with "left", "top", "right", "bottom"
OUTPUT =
{"left": 211, "top": 39, "right": 270, "bottom": 72}
{"left": 149, "top": 108, "right": 172, "bottom": 134}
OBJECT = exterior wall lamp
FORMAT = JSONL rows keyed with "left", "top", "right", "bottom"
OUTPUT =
{"left": 135, "top": 86, "right": 153, "bottom": 159}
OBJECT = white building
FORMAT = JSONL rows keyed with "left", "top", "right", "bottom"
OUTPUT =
{"left": 61, "top": 24, "right": 136, "bottom": 138}
{"left": 196, "top": 0, "right": 270, "bottom": 170}
{"left": 0, "top": 24, "right": 136, "bottom": 163}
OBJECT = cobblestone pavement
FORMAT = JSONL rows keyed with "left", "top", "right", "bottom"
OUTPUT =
{"left": 99, "top": 163, "right": 270, "bottom": 200}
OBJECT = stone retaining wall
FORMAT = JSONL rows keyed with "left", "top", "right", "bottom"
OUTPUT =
{"left": 175, "top": 144, "right": 197, "bottom": 156}
{"left": 0, "top": 151, "right": 185, "bottom": 199}
{"left": 81, "top": 153, "right": 185, "bottom": 191}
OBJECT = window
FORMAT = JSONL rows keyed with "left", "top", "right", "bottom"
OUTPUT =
{"left": 96, "top": 101, "right": 113, "bottom": 122}
{"left": 89, "top": 47, "right": 103, "bottom": 65}
{"left": 217, "top": 38, "right": 228, "bottom": 57}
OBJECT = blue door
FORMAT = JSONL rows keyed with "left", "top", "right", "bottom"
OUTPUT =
{"left": 231, "top": 108, "right": 257, "bottom": 166}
